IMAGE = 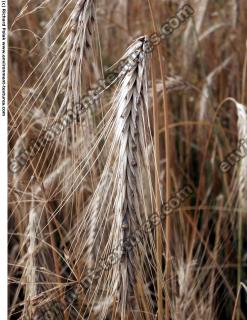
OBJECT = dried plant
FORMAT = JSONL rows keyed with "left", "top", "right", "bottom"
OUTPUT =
{"left": 8, "top": 1, "right": 247, "bottom": 319}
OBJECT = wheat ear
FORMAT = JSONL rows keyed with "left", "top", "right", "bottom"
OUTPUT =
{"left": 60, "top": 0, "right": 96, "bottom": 113}
{"left": 222, "top": 98, "right": 247, "bottom": 320}
{"left": 23, "top": 159, "right": 71, "bottom": 318}
{"left": 111, "top": 36, "right": 151, "bottom": 318}
{"left": 235, "top": 102, "right": 247, "bottom": 210}
{"left": 224, "top": 98, "right": 247, "bottom": 209}
{"left": 74, "top": 36, "right": 153, "bottom": 319}
{"left": 24, "top": 196, "right": 39, "bottom": 318}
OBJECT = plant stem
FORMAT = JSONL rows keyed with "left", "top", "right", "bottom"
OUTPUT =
{"left": 147, "top": 1, "right": 171, "bottom": 318}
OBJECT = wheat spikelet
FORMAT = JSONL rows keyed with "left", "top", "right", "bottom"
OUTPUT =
{"left": 60, "top": 0, "right": 96, "bottom": 113}
{"left": 23, "top": 159, "right": 72, "bottom": 318}
{"left": 104, "top": 36, "right": 152, "bottom": 318}
{"left": 115, "top": 38, "right": 150, "bottom": 318}
{"left": 24, "top": 196, "right": 39, "bottom": 318}
{"left": 226, "top": 99, "right": 247, "bottom": 211}
{"left": 236, "top": 103, "right": 247, "bottom": 211}
{"left": 174, "top": 259, "right": 215, "bottom": 320}
{"left": 24, "top": 209, "right": 64, "bottom": 319}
